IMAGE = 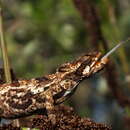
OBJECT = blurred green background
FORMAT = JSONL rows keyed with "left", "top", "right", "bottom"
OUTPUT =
{"left": 1, "top": 0, "right": 130, "bottom": 129}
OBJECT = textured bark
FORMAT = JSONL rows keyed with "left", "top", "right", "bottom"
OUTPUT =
{"left": 0, "top": 105, "right": 112, "bottom": 130}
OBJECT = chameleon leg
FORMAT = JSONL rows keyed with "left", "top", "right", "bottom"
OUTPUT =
{"left": 45, "top": 91, "right": 56, "bottom": 125}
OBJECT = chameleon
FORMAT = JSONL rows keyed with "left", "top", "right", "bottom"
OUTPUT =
{"left": 0, "top": 38, "right": 129, "bottom": 124}
{"left": 0, "top": 52, "right": 108, "bottom": 124}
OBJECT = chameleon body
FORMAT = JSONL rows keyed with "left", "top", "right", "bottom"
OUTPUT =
{"left": 0, "top": 52, "right": 108, "bottom": 122}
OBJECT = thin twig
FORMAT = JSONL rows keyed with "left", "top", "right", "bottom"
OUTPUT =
{"left": 0, "top": 5, "right": 12, "bottom": 83}
{"left": 0, "top": 2, "right": 20, "bottom": 128}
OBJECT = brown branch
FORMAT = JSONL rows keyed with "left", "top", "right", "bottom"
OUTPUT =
{"left": 73, "top": 0, "right": 108, "bottom": 50}
{"left": 0, "top": 105, "right": 112, "bottom": 130}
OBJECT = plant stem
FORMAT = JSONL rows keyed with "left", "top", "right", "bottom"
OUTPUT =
{"left": 0, "top": 6, "right": 12, "bottom": 83}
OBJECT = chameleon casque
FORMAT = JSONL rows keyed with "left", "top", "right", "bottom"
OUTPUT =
{"left": 0, "top": 51, "right": 108, "bottom": 124}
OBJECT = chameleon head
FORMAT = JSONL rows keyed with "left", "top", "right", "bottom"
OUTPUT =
{"left": 54, "top": 52, "right": 108, "bottom": 105}
{"left": 57, "top": 52, "right": 109, "bottom": 78}
{"left": 72, "top": 52, "right": 109, "bottom": 78}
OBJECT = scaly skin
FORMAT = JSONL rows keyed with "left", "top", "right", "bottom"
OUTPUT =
{"left": 0, "top": 52, "right": 108, "bottom": 124}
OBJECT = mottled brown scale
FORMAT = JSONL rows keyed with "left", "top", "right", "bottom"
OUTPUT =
{"left": 0, "top": 52, "right": 108, "bottom": 123}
